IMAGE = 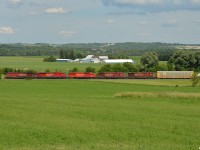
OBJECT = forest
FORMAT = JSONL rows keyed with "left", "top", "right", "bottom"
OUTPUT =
{"left": 0, "top": 42, "right": 187, "bottom": 58}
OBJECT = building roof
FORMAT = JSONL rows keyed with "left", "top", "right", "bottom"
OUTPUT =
{"left": 56, "top": 59, "right": 72, "bottom": 61}
{"left": 85, "top": 55, "right": 95, "bottom": 59}
{"left": 103, "top": 59, "right": 134, "bottom": 63}
{"left": 99, "top": 56, "right": 108, "bottom": 59}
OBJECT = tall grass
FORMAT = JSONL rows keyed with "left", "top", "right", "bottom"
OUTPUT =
{"left": 114, "top": 91, "right": 200, "bottom": 99}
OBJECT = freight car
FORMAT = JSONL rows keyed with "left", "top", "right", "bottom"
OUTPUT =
{"left": 36, "top": 72, "right": 66, "bottom": 79}
{"left": 4, "top": 71, "right": 195, "bottom": 79}
{"left": 68, "top": 72, "right": 96, "bottom": 79}
{"left": 97, "top": 72, "right": 126, "bottom": 79}
{"left": 5, "top": 72, "right": 34, "bottom": 79}
{"left": 128, "top": 72, "right": 155, "bottom": 79}
{"left": 157, "top": 71, "right": 194, "bottom": 79}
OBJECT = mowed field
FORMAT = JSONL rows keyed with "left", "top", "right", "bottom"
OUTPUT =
{"left": 0, "top": 79, "right": 200, "bottom": 150}
{"left": 0, "top": 56, "right": 104, "bottom": 72}
{"left": 0, "top": 56, "right": 200, "bottom": 149}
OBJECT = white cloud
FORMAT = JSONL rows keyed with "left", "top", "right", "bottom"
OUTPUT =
{"left": 113, "top": 0, "right": 163, "bottom": 5}
{"left": 7, "top": 0, "right": 24, "bottom": 7}
{"left": 106, "top": 19, "right": 115, "bottom": 24}
{"left": 59, "top": 30, "right": 76, "bottom": 37}
{"left": 0, "top": 26, "right": 15, "bottom": 34}
{"left": 100, "top": 0, "right": 200, "bottom": 13}
{"left": 9, "top": 0, "right": 23, "bottom": 4}
{"left": 45, "top": 7, "right": 67, "bottom": 14}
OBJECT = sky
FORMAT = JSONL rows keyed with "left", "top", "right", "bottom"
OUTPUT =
{"left": 0, "top": 0, "right": 200, "bottom": 44}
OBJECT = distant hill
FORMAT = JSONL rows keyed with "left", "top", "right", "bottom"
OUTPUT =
{"left": 0, "top": 42, "right": 199, "bottom": 57}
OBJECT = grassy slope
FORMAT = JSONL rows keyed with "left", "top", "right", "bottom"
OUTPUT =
{"left": 0, "top": 80, "right": 200, "bottom": 150}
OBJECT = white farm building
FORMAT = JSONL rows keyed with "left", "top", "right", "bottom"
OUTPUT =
{"left": 103, "top": 59, "right": 134, "bottom": 64}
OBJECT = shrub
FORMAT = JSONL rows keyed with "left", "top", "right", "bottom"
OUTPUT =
{"left": 191, "top": 72, "right": 200, "bottom": 87}
{"left": 45, "top": 69, "right": 51, "bottom": 73}
{"left": 71, "top": 67, "right": 79, "bottom": 72}
{"left": 85, "top": 67, "right": 95, "bottom": 73}
{"left": 98, "top": 64, "right": 112, "bottom": 73}
{"left": 43, "top": 56, "right": 56, "bottom": 62}
{"left": 2, "top": 67, "right": 13, "bottom": 74}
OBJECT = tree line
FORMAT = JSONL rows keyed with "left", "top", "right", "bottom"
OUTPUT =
{"left": 0, "top": 43, "right": 176, "bottom": 60}
{"left": 168, "top": 51, "right": 200, "bottom": 71}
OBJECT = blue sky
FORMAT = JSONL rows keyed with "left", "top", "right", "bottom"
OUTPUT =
{"left": 0, "top": 0, "right": 200, "bottom": 44}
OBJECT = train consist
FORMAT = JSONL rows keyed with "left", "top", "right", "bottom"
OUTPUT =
{"left": 4, "top": 71, "right": 194, "bottom": 79}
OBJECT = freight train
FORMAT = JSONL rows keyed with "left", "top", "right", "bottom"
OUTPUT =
{"left": 4, "top": 71, "right": 194, "bottom": 79}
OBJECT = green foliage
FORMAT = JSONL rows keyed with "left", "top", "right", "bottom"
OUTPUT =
{"left": 108, "top": 54, "right": 129, "bottom": 59}
{"left": 140, "top": 52, "right": 159, "bottom": 71}
{"left": 71, "top": 67, "right": 79, "bottom": 72}
{"left": 43, "top": 56, "right": 56, "bottom": 62}
{"left": 99, "top": 62, "right": 168, "bottom": 73}
{"left": 0, "top": 43, "right": 177, "bottom": 57}
{"left": 111, "top": 64, "right": 126, "bottom": 72}
{"left": 156, "top": 64, "right": 168, "bottom": 71}
{"left": 123, "top": 62, "right": 138, "bottom": 72}
{"left": 98, "top": 64, "right": 112, "bottom": 72}
{"left": 1, "top": 67, "right": 36, "bottom": 74}
{"left": 191, "top": 72, "right": 200, "bottom": 87}
{"left": 2, "top": 67, "right": 13, "bottom": 74}
{"left": 45, "top": 69, "right": 51, "bottom": 73}
{"left": 99, "top": 63, "right": 139, "bottom": 73}
{"left": 24, "top": 69, "right": 36, "bottom": 74}
{"left": 85, "top": 67, "right": 95, "bottom": 73}
{"left": 167, "top": 57, "right": 174, "bottom": 71}
{"left": 168, "top": 51, "right": 200, "bottom": 71}
{"left": 156, "top": 49, "right": 174, "bottom": 61}
{"left": 59, "top": 50, "right": 84, "bottom": 59}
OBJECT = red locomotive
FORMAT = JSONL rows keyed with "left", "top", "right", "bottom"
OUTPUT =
{"left": 97, "top": 72, "right": 126, "bottom": 79}
{"left": 5, "top": 71, "right": 158, "bottom": 79}
{"left": 5, "top": 72, "right": 34, "bottom": 79}
{"left": 128, "top": 72, "right": 155, "bottom": 79}
{"left": 68, "top": 72, "right": 96, "bottom": 79}
{"left": 35, "top": 72, "right": 66, "bottom": 79}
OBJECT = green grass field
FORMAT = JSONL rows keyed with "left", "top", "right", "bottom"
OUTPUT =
{"left": 0, "top": 56, "right": 200, "bottom": 149}
{"left": 0, "top": 56, "right": 104, "bottom": 72}
{"left": 0, "top": 79, "right": 200, "bottom": 150}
